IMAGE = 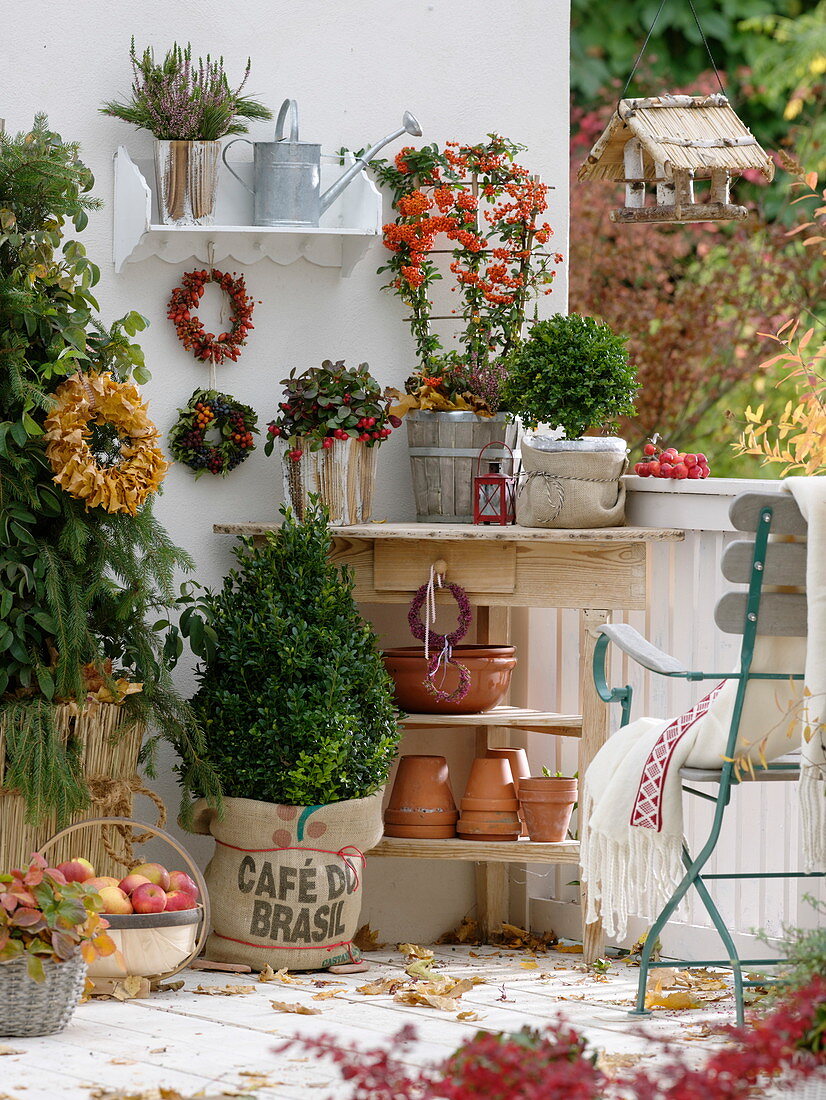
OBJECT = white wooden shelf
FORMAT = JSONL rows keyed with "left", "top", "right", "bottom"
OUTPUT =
{"left": 113, "top": 146, "right": 381, "bottom": 274}
{"left": 400, "top": 705, "right": 582, "bottom": 737}
{"left": 369, "top": 836, "right": 580, "bottom": 863}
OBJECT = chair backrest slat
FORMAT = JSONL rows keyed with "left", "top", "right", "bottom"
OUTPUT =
{"left": 729, "top": 492, "right": 807, "bottom": 534}
{"left": 715, "top": 592, "right": 808, "bottom": 636}
{"left": 721, "top": 540, "right": 807, "bottom": 587}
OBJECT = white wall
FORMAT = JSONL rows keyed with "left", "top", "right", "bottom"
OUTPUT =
{"left": 2, "top": 1, "right": 570, "bottom": 940}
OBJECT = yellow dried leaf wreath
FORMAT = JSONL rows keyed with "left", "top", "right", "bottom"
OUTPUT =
{"left": 44, "top": 372, "right": 168, "bottom": 515}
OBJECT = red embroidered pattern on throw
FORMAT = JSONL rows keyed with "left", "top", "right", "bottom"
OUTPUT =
{"left": 630, "top": 683, "right": 726, "bottom": 830}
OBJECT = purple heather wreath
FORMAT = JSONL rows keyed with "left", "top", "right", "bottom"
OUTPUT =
{"left": 408, "top": 580, "right": 473, "bottom": 703}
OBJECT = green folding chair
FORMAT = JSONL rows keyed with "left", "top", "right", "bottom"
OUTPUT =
{"left": 592, "top": 490, "right": 824, "bottom": 1024}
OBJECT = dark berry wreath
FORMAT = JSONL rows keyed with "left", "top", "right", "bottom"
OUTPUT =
{"left": 169, "top": 389, "right": 258, "bottom": 477}
{"left": 167, "top": 268, "right": 255, "bottom": 364}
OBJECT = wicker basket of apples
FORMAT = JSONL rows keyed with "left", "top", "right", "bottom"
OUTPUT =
{"left": 40, "top": 817, "right": 209, "bottom": 982}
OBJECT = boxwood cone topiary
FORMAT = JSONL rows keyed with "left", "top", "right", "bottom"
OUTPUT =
{"left": 188, "top": 500, "right": 401, "bottom": 806}
{"left": 503, "top": 313, "right": 637, "bottom": 439}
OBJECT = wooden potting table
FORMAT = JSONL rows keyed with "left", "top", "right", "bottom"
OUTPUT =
{"left": 214, "top": 521, "right": 683, "bottom": 961}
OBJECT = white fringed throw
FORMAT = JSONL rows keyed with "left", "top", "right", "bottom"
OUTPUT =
{"left": 785, "top": 478, "right": 826, "bottom": 869}
{"left": 580, "top": 478, "right": 826, "bottom": 940}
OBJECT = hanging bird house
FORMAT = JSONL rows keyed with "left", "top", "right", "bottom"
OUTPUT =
{"left": 473, "top": 441, "right": 516, "bottom": 526}
{"left": 578, "top": 93, "right": 774, "bottom": 224}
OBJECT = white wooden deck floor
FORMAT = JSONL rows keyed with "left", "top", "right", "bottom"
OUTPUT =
{"left": 1, "top": 945, "right": 736, "bottom": 1099}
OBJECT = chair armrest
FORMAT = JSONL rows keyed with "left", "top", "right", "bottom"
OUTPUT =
{"left": 598, "top": 624, "right": 689, "bottom": 676}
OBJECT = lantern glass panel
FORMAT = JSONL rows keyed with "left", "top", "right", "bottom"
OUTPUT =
{"left": 478, "top": 484, "right": 502, "bottom": 516}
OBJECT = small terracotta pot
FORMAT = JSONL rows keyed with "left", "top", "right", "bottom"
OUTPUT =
{"left": 384, "top": 822, "right": 458, "bottom": 839}
{"left": 487, "top": 747, "right": 531, "bottom": 836}
{"left": 519, "top": 776, "right": 578, "bottom": 843}
{"left": 462, "top": 758, "right": 518, "bottom": 803}
{"left": 460, "top": 795, "right": 519, "bottom": 812}
{"left": 457, "top": 809, "right": 521, "bottom": 842}
{"left": 384, "top": 755, "right": 457, "bottom": 837}
{"left": 383, "top": 645, "right": 517, "bottom": 714}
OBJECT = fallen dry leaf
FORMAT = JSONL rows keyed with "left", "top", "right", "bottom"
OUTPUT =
{"left": 109, "top": 1057, "right": 138, "bottom": 1065}
{"left": 353, "top": 923, "right": 386, "bottom": 951}
{"left": 193, "top": 983, "right": 256, "bottom": 996}
{"left": 395, "top": 989, "right": 462, "bottom": 1012}
{"left": 112, "top": 975, "right": 151, "bottom": 1001}
{"left": 491, "top": 923, "right": 558, "bottom": 952}
{"left": 405, "top": 957, "right": 435, "bottom": 979}
{"left": 258, "top": 965, "right": 304, "bottom": 985}
{"left": 438, "top": 916, "right": 482, "bottom": 945}
{"left": 154, "top": 980, "right": 185, "bottom": 993}
{"left": 357, "top": 977, "right": 407, "bottom": 995}
{"left": 0, "top": 1046, "right": 23, "bottom": 1056}
{"left": 520, "top": 959, "right": 539, "bottom": 970}
{"left": 644, "top": 990, "right": 699, "bottom": 1010}
{"left": 555, "top": 943, "right": 584, "bottom": 954}
{"left": 598, "top": 1052, "right": 653, "bottom": 1074}
{"left": 397, "top": 942, "right": 434, "bottom": 960}
{"left": 456, "top": 1010, "right": 484, "bottom": 1022}
{"left": 270, "top": 999, "right": 322, "bottom": 1016}
{"left": 312, "top": 990, "right": 343, "bottom": 1000}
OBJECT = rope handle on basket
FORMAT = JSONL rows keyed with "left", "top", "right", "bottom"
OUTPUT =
{"left": 475, "top": 440, "right": 515, "bottom": 476}
{"left": 84, "top": 777, "right": 167, "bottom": 868}
{"left": 37, "top": 816, "right": 210, "bottom": 983}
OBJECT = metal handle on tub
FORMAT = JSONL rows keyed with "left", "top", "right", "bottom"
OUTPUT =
{"left": 38, "top": 816, "right": 211, "bottom": 982}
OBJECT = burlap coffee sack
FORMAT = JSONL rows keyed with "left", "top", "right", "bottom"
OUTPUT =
{"left": 189, "top": 791, "right": 384, "bottom": 971}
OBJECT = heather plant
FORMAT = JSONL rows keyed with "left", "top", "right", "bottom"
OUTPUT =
{"left": 101, "top": 40, "right": 272, "bottom": 140}
{"left": 181, "top": 501, "right": 401, "bottom": 807}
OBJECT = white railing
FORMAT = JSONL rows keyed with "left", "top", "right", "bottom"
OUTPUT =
{"left": 525, "top": 476, "right": 824, "bottom": 956}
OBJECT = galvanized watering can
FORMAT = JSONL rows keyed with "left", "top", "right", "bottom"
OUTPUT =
{"left": 222, "top": 98, "right": 422, "bottom": 227}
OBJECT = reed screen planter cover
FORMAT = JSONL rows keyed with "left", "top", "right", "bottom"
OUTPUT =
{"left": 406, "top": 411, "right": 518, "bottom": 523}
{"left": 155, "top": 140, "right": 220, "bottom": 226}
{"left": 190, "top": 791, "right": 384, "bottom": 970}
{"left": 0, "top": 703, "right": 144, "bottom": 877}
{"left": 281, "top": 438, "right": 378, "bottom": 526}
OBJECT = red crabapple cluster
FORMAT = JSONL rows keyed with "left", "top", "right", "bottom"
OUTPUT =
{"left": 634, "top": 439, "right": 711, "bottom": 480}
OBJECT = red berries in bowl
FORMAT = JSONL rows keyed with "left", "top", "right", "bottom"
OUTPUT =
{"left": 634, "top": 440, "right": 710, "bottom": 480}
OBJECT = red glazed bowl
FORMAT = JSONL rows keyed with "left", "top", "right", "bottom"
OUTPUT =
{"left": 383, "top": 645, "right": 517, "bottom": 714}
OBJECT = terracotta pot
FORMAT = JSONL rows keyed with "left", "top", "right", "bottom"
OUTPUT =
{"left": 460, "top": 795, "right": 519, "bottom": 812}
{"left": 382, "top": 645, "right": 517, "bottom": 714}
{"left": 384, "top": 822, "right": 457, "bottom": 839}
{"left": 487, "top": 748, "right": 531, "bottom": 836}
{"left": 519, "top": 777, "right": 578, "bottom": 843}
{"left": 462, "top": 758, "right": 518, "bottom": 803}
{"left": 384, "top": 755, "right": 457, "bottom": 836}
{"left": 457, "top": 809, "right": 520, "bottom": 842}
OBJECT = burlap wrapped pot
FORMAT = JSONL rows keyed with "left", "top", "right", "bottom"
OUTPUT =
{"left": 189, "top": 791, "right": 384, "bottom": 971}
{"left": 516, "top": 435, "right": 628, "bottom": 529}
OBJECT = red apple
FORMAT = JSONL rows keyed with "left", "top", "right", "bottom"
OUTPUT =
{"left": 168, "top": 871, "right": 199, "bottom": 899}
{"left": 164, "top": 889, "right": 198, "bottom": 912}
{"left": 118, "top": 873, "right": 151, "bottom": 896}
{"left": 132, "top": 882, "right": 167, "bottom": 914}
{"left": 86, "top": 876, "right": 119, "bottom": 890}
{"left": 57, "top": 858, "right": 95, "bottom": 883}
{"left": 99, "top": 886, "right": 133, "bottom": 915}
{"left": 132, "top": 862, "right": 171, "bottom": 891}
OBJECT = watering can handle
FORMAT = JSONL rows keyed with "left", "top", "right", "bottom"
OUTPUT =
{"left": 275, "top": 98, "right": 299, "bottom": 142}
{"left": 221, "top": 138, "right": 255, "bottom": 195}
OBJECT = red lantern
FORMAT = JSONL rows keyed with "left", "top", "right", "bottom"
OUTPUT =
{"left": 473, "top": 441, "right": 516, "bottom": 526}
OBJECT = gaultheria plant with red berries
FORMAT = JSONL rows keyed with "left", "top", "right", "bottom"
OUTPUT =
{"left": 0, "top": 854, "right": 115, "bottom": 982}
{"left": 264, "top": 360, "right": 401, "bottom": 463}
{"left": 373, "top": 135, "right": 563, "bottom": 416}
{"left": 279, "top": 976, "right": 826, "bottom": 1099}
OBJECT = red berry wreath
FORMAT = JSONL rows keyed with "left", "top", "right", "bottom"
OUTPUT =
{"left": 167, "top": 269, "right": 255, "bottom": 364}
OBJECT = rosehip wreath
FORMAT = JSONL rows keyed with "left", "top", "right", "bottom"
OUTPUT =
{"left": 169, "top": 389, "right": 258, "bottom": 477}
{"left": 167, "top": 268, "right": 255, "bottom": 364}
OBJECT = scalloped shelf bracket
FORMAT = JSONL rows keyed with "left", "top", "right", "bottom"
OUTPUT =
{"left": 112, "top": 146, "right": 382, "bottom": 275}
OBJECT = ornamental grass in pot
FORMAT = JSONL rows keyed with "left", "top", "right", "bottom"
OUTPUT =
{"left": 101, "top": 40, "right": 272, "bottom": 225}
{"left": 180, "top": 502, "right": 401, "bottom": 970}
{"left": 265, "top": 360, "right": 400, "bottom": 526}
{"left": 0, "top": 854, "right": 115, "bottom": 1037}
{"left": 502, "top": 313, "right": 638, "bottom": 529}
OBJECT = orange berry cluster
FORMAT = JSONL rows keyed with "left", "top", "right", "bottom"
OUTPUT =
{"left": 167, "top": 269, "right": 255, "bottom": 365}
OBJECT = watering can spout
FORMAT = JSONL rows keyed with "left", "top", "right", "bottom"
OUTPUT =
{"left": 319, "top": 110, "right": 422, "bottom": 216}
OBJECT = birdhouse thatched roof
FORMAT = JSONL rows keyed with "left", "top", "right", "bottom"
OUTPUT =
{"left": 578, "top": 94, "right": 775, "bottom": 183}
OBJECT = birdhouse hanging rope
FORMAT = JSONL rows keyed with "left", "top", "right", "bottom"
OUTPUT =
{"left": 578, "top": 0, "right": 774, "bottom": 225}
